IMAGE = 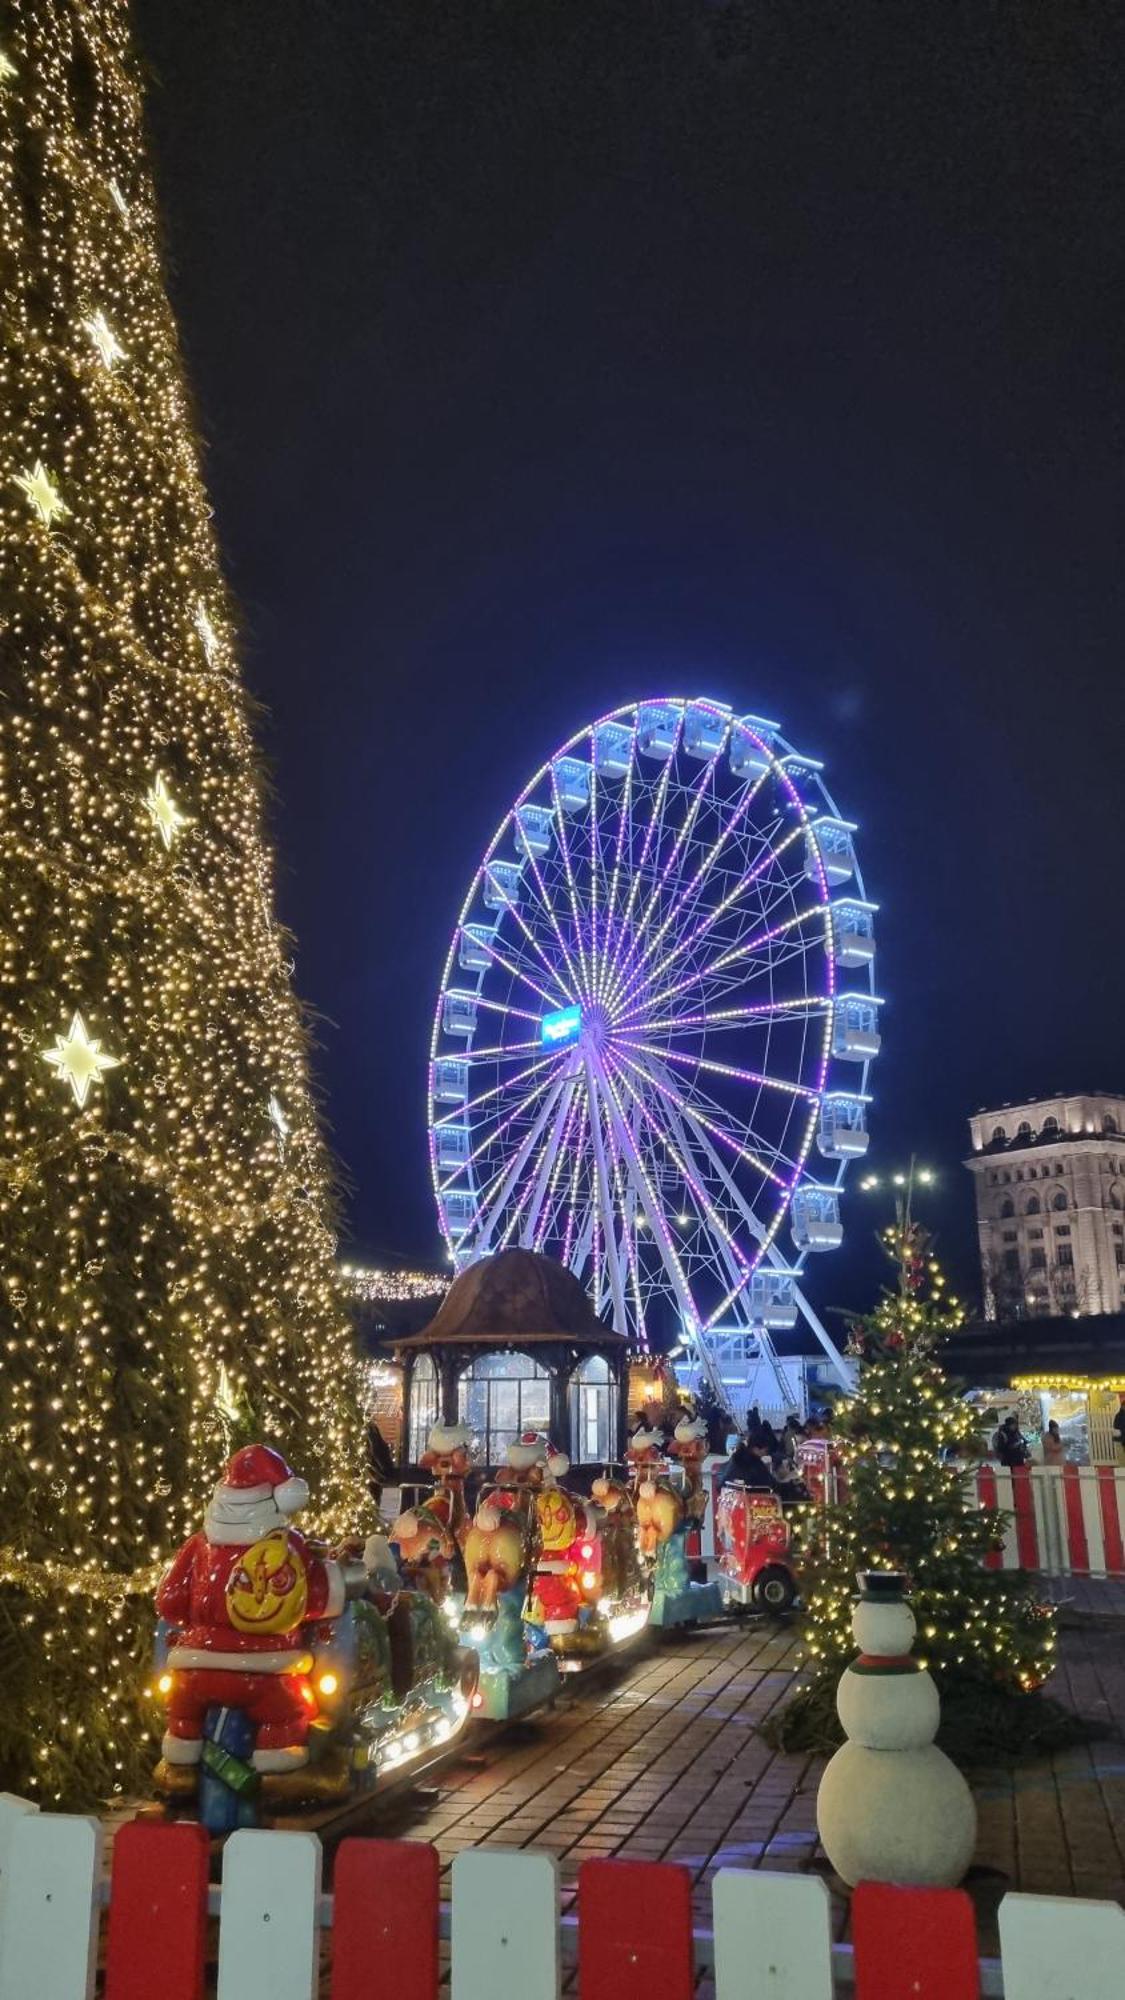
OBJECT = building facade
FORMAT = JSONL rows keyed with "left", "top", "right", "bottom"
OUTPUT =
{"left": 965, "top": 1094, "right": 1125, "bottom": 1318}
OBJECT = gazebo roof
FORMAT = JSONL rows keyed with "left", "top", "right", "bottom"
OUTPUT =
{"left": 395, "top": 1249, "right": 625, "bottom": 1352}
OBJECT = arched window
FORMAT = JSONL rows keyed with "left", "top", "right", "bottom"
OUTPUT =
{"left": 1043, "top": 1116, "right": 1059, "bottom": 1134}
{"left": 1111, "top": 1187, "right": 1124, "bottom": 1213}
{"left": 458, "top": 1350, "right": 550, "bottom": 1467}
{"left": 991, "top": 1125, "right": 1007, "bottom": 1144}
{"left": 408, "top": 1354, "right": 438, "bottom": 1465}
{"left": 1051, "top": 1190, "right": 1067, "bottom": 1212}
{"left": 1000, "top": 1170, "right": 1011, "bottom": 1184}
{"left": 1018, "top": 1121, "right": 1033, "bottom": 1139}
{"left": 1025, "top": 1195, "right": 1040, "bottom": 1216}
{"left": 568, "top": 1355, "right": 619, "bottom": 1465}
{"left": 999, "top": 1197, "right": 1015, "bottom": 1219}
{"left": 1104, "top": 1114, "right": 1119, "bottom": 1134}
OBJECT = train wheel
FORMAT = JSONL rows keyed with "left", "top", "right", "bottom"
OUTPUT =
{"left": 751, "top": 1565, "right": 796, "bottom": 1614}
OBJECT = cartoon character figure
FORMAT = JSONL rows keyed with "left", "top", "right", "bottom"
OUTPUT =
{"left": 627, "top": 1427, "right": 684, "bottom": 1556}
{"left": 418, "top": 1421, "right": 475, "bottom": 1547}
{"left": 388, "top": 1501, "right": 456, "bottom": 1600}
{"left": 463, "top": 1500, "right": 528, "bottom": 1614}
{"left": 669, "top": 1414, "right": 710, "bottom": 1524}
{"left": 155, "top": 1444, "right": 345, "bottom": 1774}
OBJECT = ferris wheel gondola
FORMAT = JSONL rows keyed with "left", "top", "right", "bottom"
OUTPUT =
{"left": 428, "top": 697, "right": 880, "bottom": 1415}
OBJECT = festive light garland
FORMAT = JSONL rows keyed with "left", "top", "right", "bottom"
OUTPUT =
{"left": 342, "top": 1265, "right": 449, "bottom": 1302}
{"left": 1010, "top": 1374, "right": 1125, "bottom": 1395}
{"left": 0, "top": 0, "right": 366, "bottom": 1806}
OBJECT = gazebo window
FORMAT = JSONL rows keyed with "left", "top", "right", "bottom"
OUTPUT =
{"left": 408, "top": 1354, "right": 438, "bottom": 1464}
{"left": 569, "top": 1354, "right": 619, "bottom": 1465}
{"left": 458, "top": 1350, "right": 550, "bottom": 1466}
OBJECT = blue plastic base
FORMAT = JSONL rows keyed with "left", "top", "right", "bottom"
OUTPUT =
{"left": 650, "top": 1579, "right": 727, "bottom": 1629}
{"left": 475, "top": 1650, "right": 561, "bottom": 1721}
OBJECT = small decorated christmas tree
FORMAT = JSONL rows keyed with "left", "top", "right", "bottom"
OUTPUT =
{"left": 772, "top": 1215, "right": 1066, "bottom": 1760}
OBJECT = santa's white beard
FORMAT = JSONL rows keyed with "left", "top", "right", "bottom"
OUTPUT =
{"left": 205, "top": 1486, "right": 287, "bottom": 1545}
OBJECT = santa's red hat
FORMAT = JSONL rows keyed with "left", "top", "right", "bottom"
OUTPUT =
{"left": 220, "top": 1444, "right": 308, "bottom": 1518}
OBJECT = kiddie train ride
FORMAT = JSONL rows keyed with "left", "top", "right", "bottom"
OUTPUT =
{"left": 151, "top": 1444, "right": 479, "bottom": 1833}
{"left": 151, "top": 1422, "right": 810, "bottom": 1832}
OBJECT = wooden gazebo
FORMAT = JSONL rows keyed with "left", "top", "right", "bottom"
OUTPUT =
{"left": 392, "top": 1249, "right": 627, "bottom": 1472}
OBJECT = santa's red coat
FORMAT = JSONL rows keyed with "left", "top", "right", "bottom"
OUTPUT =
{"left": 156, "top": 1529, "right": 344, "bottom": 1674}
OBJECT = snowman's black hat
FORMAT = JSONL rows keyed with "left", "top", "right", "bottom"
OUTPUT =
{"left": 855, "top": 1569, "right": 908, "bottom": 1601}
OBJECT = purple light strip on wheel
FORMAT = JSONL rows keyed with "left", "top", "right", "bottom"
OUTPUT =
{"left": 601, "top": 727, "right": 678, "bottom": 999}
{"left": 601, "top": 738, "right": 725, "bottom": 1014}
{"left": 604, "top": 1051, "right": 753, "bottom": 1279}
{"left": 615, "top": 902, "right": 826, "bottom": 1028}
{"left": 609, "top": 1043, "right": 789, "bottom": 1191}
{"left": 615, "top": 995, "right": 830, "bottom": 1038}
{"left": 616, "top": 1037, "right": 822, "bottom": 1102}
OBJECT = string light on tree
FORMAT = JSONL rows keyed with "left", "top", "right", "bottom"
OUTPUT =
{"left": 82, "top": 309, "right": 126, "bottom": 370}
{"left": 143, "top": 771, "right": 189, "bottom": 849}
{"left": 268, "top": 1093, "right": 290, "bottom": 1146}
{"left": 1, "top": 0, "right": 365, "bottom": 1810}
{"left": 0, "top": 46, "right": 17, "bottom": 82}
{"left": 41, "top": 1012, "right": 122, "bottom": 1108}
{"left": 194, "top": 598, "right": 218, "bottom": 664}
{"left": 13, "top": 460, "right": 68, "bottom": 528}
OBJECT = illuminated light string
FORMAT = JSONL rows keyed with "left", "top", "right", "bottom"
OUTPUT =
{"left": 1, "top": 0, "right": 366, "bottom": 1808}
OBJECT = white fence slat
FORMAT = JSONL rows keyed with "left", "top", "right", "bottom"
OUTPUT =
{"left": 0, "top": 1794, "right": 38, "bottom": 1912}
{"left": 0, "top": 1812, "right": 102, "bottom": 2000}
{"left": 998, "top": 1890, "right": 1125, "bottom": 1999}
{"left": 451, "top": 1849, "right": 559, "bottom": 2000}
{"left": 713, "top": 1868, "right": 834, "bottom": 1999}
{"left": 216, "top": 1828, "right": 322, "bottom": 2000}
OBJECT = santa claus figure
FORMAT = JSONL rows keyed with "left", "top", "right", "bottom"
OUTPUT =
{"left": 155, "top": 1444, "right": 346, "bottom": 1774}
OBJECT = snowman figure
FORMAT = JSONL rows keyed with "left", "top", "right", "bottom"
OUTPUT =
{"left": 816, "top": 1570, "right": 976, "bottom": 1888}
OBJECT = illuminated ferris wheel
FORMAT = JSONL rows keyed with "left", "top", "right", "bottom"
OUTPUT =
{"left": 428, "top": 698, "right": 880, "bottom": 1412}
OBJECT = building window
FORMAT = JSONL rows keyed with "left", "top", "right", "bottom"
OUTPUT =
{"left": 1055, "top": 1224, "right": 1070, "bottom": 1237}
{"left": 991, "top": 1125, "right": 1007, "bottom": 1143}
{"left": 458, "top": 1350, "right": 551, "bottom": 1467}
{"left": 1028, "top": 1248, "right": 1046, "bottom": 1270}
{"left": 1104, "top": 1115, "right": 1119, "bottom": 1134}
{"left": 1051, "top": 1190, "right": 1067, "bottom": 1211}
{"left": 408, "top": 1354, "right": 439, "bottom": 1465}
{"left": 1057, "top": 1244, "right": 1074, "bottom": 1269}
{"left": 1018, "top": 1121, "right": 1033, "bottom": 1139}
{"left": 999, "top": 1197, "right": 1015, "bottom": 1218}
{"left": 568, "top": 1355, "right": 619, "bottom": 1465}
{"left": 1002, "top": 1248, "right": 1020, "bottom": 1275}
{"left": 1043, "top": 1116, "right": 1058, "bottom": 1134}
{"left": 1025, "top": 1195, "right": 1040, "bottom": 1216}
{"left": 1002, "top": 1229, "right": 1017, "bottom": 1243}
{"left": 1114, "top": 1222, "right": 1124, "bottom": 1237}
{"left": 1116, "top": 1244, "right": 1125, "bottom": 1269}
{"left": 1111, "top": 1188, "right": 1124, "bottom": 1211}
{"left": 1028, "top": 1227, "right": 1043, "bottom": 1240}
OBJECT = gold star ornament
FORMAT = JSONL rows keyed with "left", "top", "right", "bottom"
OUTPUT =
{"left": 83, "top": 309, "right": 125, "bottom": 370}
{"left": 144, "top": 771, "right": 190, "bottom": 849}
{"left": 14, "top": 460, "right": 68, "bottom": 529}
{"left": 41, "top": 1012, "right": 122, "bottom": 1108}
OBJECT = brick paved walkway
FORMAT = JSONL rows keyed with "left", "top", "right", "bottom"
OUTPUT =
{"left": 354, "top": 1612, "right": 1125, "bottom": 1968}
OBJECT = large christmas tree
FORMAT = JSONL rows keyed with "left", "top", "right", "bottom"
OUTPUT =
{"left": 772, "top": 1219, "right": 1065, "bottom": 1760}
{"left": 0, "top": 0, "right": 365, "bottom": 1804}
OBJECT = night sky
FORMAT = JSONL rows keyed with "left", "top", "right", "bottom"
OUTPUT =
{"left": 133, "top": 1, "right": 1122, "bottom": 1311}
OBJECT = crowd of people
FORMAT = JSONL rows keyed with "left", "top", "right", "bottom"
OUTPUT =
{"left": 630, "top": 1398, "right": 829, "bottom": 1506}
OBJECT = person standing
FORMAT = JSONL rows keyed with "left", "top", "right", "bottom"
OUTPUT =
{"left": 1042, "top": 1419, "right": 1066, "bottom": 1466}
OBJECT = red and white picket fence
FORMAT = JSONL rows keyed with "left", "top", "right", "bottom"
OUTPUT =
{"left": 1, "top": 1801, "right": 1123, "bottom": 2000}
{"left": 975, "top": 1463, "right": 1125, "bottom": 1577}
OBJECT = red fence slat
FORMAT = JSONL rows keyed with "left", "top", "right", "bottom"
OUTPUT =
{"left": 104, "top": 1819, "right": 210, "bottom": 2000}
{"left": 852, "top": 1881, "right": 979, "bottom": 2000}
{"left": 1097, "top": 1469, "right": 1125, "bottom": 1575}
{"left": 332, "top": 1838, "right": 440, "bottom": 2000}
{"left": 1010, "top": 1465, "right": 1039, "bottom": 1570}
{"left": 578, "top": 1859, "right": 693, "bottom": 2000}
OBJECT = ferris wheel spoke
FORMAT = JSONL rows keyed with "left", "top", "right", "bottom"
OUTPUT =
{"left": 603, "top": 745, "right": 725, "bottom": 1013}
{"left": 435, "top": 1059, "right": 567, "bottom": 1195}
{"left": 604, "top": 1113, "right": 647, "bottom": 1344}
{"left": 532, "top": 1078, "right": 583, "bottom": 1252}
{"left": 610, "top": 765, "right": 773, "bottom": 1008}
{"left": 595, "top": 727, "right": 638, "bottom": 1007}
{"left": 614, "top": 818, "right": 807, "bottom": 1011}
{"left": 502, "top": 862, "right": 586, "bottom": 1007}
{"left": 602, "top": 740, "right": 678, "bottom": 998}
{"left": 608, "top": 1043, "right": 791, "bottom": 1191}
{"left": 605, "top": 1054, "right": 754, "bottom": 1284}
{"left": 595, "top": 1059, "right": 728, "bottom": 1402}
{"left": 468, "top": 1065, "right": 572, "bottom": 1250}
{"left": 617, "top": 1037, "right": 822, "bottom": 1103}
{"left": 584, "top": 1056, "right": 629, "bottom": 1332}
{"left": 620, "top": 901, "right": 828, "bottom": 1028}
{"left": 549, "top": 757, "right": 595, "bottom": 1001}
{"left": 560, "top": 1080, "right": 589, "bottom": 1269}
{"left": 433, "top": 1046, "right": 570, "bottom": 1128}
{"left": 464, "top": 925, "right": 575, "bottom": 1013}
